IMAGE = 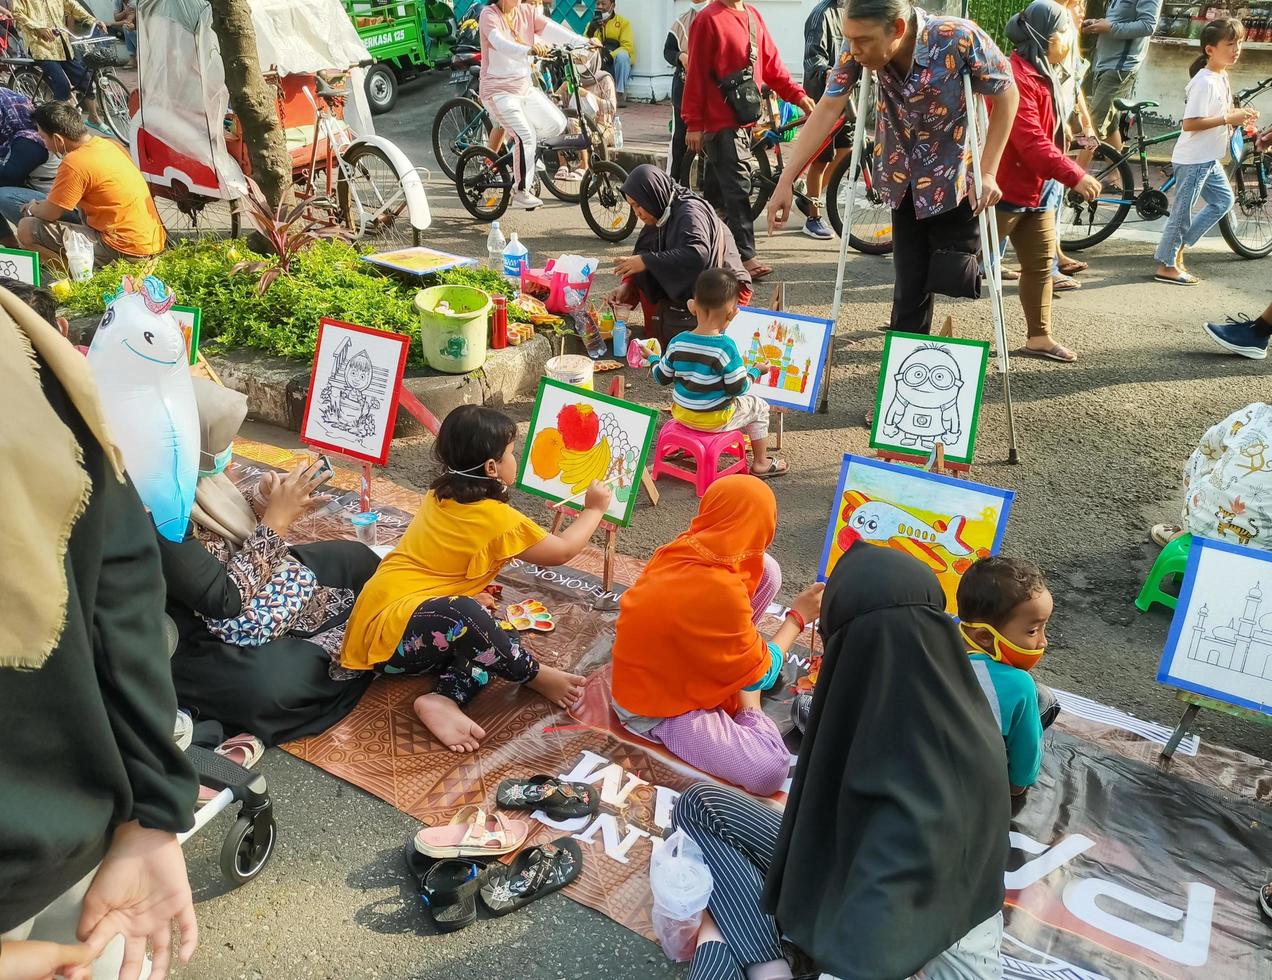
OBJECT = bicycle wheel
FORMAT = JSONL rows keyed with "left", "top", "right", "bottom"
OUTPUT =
{"left": 580, "top": 160, "right": 636, "bottom": 242}
{"left": 683, "top": 143, "right": 772, "bottom": 221}
{"left": 431, "top": 97, "right": 491, "bottom": 182}
{"left": 95, "top": 73, "right": 131, "bottom": 144}
{"left": 454, "top": 145, "right": 511, "bottom": 221}
{"left": 154, "top": 193, "right": 241, "bottom": 239}
{"left": 825, "top": 140, "right": 893, "bottom": 255}
{"left": 336, "top": 143, "right": 421, "bottom": 249}
{"left": 12, "top": 66, "right": 52, "bottom": 105}
{"left": 1058, "top": 143, "right": 1134, "bottom": 251}
{"left": 1219, "top": 146, "right": 1272, "bottom": 259}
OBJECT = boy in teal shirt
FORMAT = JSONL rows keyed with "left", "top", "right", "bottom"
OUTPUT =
{"left": 956, "top": 556, "right": 1060, "bottom": 795}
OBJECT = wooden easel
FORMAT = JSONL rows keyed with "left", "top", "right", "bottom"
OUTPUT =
{"left": 1159, "top": 688, "right": 1272, "bottom": 765}
{"left": 545, "top": 374, "right": 658, "bottom": 591}
{"left": 767, "top": 283, "right": 788, "bottom": 451}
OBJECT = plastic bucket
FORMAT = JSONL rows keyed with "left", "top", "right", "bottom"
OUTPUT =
{"left": 414, "top": 284, "right": 491, "bottom": 374}
{"left": 545, "top": 353, "right": 594, "bottom": 390}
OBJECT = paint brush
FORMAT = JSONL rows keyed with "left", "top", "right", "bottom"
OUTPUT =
{"left": 557, "top": 476, "right": 620, "bottom": 509}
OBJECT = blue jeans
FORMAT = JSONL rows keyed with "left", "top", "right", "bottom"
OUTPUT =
{"left": 35, "top": 57, "right": 90, "bottom": 102}
{"left": 1153, "top": 159, "right": 1235, "bottom": 266}
{"left": 0, "top": 185, "right": 81, "bottom": 238}
{"left": 610, "top": 48, "right": 630, "bottom": 93}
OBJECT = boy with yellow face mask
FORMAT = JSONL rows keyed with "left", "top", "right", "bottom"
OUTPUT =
{"left": 957, "top": 556, "right": 1060, "bottom": 796}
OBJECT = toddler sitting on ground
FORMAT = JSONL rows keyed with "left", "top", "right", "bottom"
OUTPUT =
{"left": 957, "top": 555, "right": 1061, "bottom": 796}
{"left": 651, "top": 268, "right": 786, "bottom": 478}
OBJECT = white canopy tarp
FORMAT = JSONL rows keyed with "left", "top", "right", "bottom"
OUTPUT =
{"left": 133, "top": 0, "right": 374, "bottom": 199}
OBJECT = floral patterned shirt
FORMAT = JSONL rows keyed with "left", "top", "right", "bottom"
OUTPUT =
{"left": 825, "top": 8, "right": 1012, "bottom": 218}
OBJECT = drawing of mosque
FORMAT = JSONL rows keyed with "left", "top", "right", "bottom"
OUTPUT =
{"left": 743, "top": 322, "right": 813, "bottom": 393}
{"left": 1184, "top": 582, "right": 1272, "bottom": 679}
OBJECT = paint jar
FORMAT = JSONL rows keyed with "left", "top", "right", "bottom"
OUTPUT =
{"left": 351, "top": 510, "right": 380, "bottom": 547}
{"left": 545, "top": 353, "right": 594, "bottom": 390}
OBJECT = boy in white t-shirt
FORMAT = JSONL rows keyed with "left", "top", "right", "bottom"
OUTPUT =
{"left": 1153, "top": 17, "right": 1258, "bottom": 285}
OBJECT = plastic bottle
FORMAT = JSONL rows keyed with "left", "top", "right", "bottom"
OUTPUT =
{"left": 486, "top": 221, "right": 507, "bottom": 271}
{"left": 502, "top": 232, "right": 529, "bottom": 286}
{"left": 649, "top": 830, "right": 714, "bottom": 963}
{"left": 613, "top": 317, "right": 627, "bottom": 359}
{"left": 490, "top": 294, "right": 508, "bottom": 350}
{"left": 599, "top": 305, "right": 615, "bottom": 339}
{"left": 613, "top": 116, "right": 624, "bottom": 150}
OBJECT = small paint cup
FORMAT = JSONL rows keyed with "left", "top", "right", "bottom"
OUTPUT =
{"left": 351, "top": 511, "right": 380, "bottom": 547}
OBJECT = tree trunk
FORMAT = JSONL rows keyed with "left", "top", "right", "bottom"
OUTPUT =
{"left": 207, "top": 0, "right": 293, "bottom": 208}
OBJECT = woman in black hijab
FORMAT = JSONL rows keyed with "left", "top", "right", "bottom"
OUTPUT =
{"left": 672, "top": 541, "right": 1010, "bottom": 980}
{"left": 606, "top": 164, "right": 751, "bottom": 347}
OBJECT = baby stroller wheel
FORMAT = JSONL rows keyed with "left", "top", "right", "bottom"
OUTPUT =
{"left": 219, "top": 809, "right": 276, "bottom": 886}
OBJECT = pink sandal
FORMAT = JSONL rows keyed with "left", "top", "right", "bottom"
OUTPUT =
{"left": 413, "top": 805, "right": 530, "bottom": 859}
{"left": 214, "top": 732, "right": 265, "bottom": 769}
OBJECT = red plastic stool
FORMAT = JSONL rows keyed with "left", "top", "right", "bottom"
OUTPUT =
{"left": 650, "top": 419, "right": 749, "bottom": 497}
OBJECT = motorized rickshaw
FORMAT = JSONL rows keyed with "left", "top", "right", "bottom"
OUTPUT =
{"left": 345, "top": 0, "right": 458, "bottom": 114}
{"left": 133, "top": 0, "right": 431, "bottom": 245}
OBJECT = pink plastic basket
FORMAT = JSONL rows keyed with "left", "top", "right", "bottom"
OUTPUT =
{"left": 520, "top": 260, "right": 594, "bottom": 315}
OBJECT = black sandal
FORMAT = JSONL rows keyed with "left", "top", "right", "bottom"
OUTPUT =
{"left": 479, "top": 837, "right": 583, "bottom": 916}
{"left": 495, "top": 775, "right": 599, "bottom": 820}
{"left": 404, "top": 844, "right": 486, "bottom": 933}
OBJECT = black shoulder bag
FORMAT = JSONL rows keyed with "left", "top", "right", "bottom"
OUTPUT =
{"left": 717, "top": 7, "right": 763, "bottom": 126}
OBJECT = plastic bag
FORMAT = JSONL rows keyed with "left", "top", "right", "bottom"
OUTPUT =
{"left": 649, "top": 829, "right": 713, "bottom": 962}
{"left": 64, "top": 229, "right": 95, "bottom": 282}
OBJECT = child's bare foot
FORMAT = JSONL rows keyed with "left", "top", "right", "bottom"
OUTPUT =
{"left": 413, "top": 693, "right": 486, "bottom": 753}
{"left": 527, "top": 665, "right": 586, "bottom": 710}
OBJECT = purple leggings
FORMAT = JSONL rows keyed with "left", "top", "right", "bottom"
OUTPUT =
{"left": 647, "top": 554, "right": 791, "bottom": 796}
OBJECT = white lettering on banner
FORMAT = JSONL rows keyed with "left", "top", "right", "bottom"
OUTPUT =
{"left": 1005, "top": 832, "right": 1097, "bottom": 890}
{"left": 559, "top": 750, "right": 650, "bottom": 806}
{"left": 573, "top": 813, "right": 652, "bottom": 864}
{"left": 505, "top": 559, "right": 623, "bottom": 604}
{"left": 653, "top": 785, "right": 680, "bottom": 830}
{"left": 1062, "top": 879, "right": 1216, "bottom": 967}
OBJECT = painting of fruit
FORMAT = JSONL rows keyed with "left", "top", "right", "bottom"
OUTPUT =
{"left": 529, "top": 428, "right": 564, "bottom": 480}
{"left": 557, "top": 403, "right": 600, "bottom": 451}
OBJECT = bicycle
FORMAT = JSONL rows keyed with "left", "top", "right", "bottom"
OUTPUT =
{"left": 66, "top": 34, "right": 131, "bottom": 144}
{"left": 0, "top": 54, "right": 52, "bottom": 103}
{"left": 1060, "top": 75, "right": 1272, "bottom": 259}
{"left": 681, "top": 91, "right": 893, "bottom": 255}
{"left": 453, "top": 45, "right": 636, "bottom": 242}
{"left": 431, "top": 47, "right": 489, "bottom": 181}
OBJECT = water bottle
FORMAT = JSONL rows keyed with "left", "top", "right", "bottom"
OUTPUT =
{"left": 649, "top": 830, "right": 714, "bottom": 962}
{"left": 613, "top": 318, "right": 627, "bottom": 358}
{"left": 613, "top": 116, "right": 624, "bottom": 149}
{"left": 501, "top": 232, "right": 528, "bottom": 286}
{"left": 486, "top": 221, "right": 507, "bottom": 271}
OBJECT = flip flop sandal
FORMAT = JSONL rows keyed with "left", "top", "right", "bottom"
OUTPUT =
{"left": 1259, "top": 882, "right": 1272, "bottom": 923}
{"left": 1154, "top": 272, "right": 1199, "bottom": 285}
{"left": 1052, "top": 275, "right": 1081, "bottom": 291}
{"left": 214, "top": 733, "right": 264, "bottom": 769}
{"left": 1001, "top": 267, "right": 1020, "bottom": 281}
{"left": 1151, "top": 523, "right": 1185, "bottom": 548}
{"left": 1058, "top": 259, "right": 1088, "bottom": 275}
{"left": 413, "top": 805, "right": 530, "bottom": 859}
{"left": 751, "top": 458, "right": 789, "bottom": 479}
{"left": 746, "top": 264, "right": 774, "bottom": 281}
{"left": 410, "top": 849, "right": 487, "bottom": 933}
{"left": 479, "top": 837, "right": 583, "bottom": 916}
{"left": 1016, "top": 344, "right": 1077, "bottom": 364}
{"left": 496, "top": 775, "right": 599, "bottom": 820}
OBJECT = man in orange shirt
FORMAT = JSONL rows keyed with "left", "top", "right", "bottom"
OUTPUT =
{"left": 17, "top": 101, "right": 165, "bottom": 266}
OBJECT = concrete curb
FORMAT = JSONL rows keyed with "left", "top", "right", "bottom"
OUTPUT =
{"left": 614, "top": 143, "right": 666, "bottom": 172}
{"left": 67, "top": 315, "right": 558, "bottom": 437}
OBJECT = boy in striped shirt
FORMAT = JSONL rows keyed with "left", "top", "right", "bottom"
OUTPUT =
{"left": 651, "top": 268, "right": 787, "bottom": 477}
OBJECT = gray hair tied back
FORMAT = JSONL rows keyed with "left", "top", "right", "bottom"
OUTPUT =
{"left": 844, "top": 0, "right": 913, "bottom": 25}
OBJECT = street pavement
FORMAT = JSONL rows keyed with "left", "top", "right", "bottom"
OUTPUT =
{"left": 181, "top": 74, "right": 1271, "bottom": 979}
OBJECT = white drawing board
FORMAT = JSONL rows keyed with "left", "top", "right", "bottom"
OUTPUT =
{"left": 724, "top": 306, "right": 833, "bottom": 413}
{"left": 0, "top": 247, "right": 39, "bottom": 286}
{"left": 870, "top": 332, "right": 990, "bottom": 466}
{"left": 1158, "top": 537, "right": 1272, "bottom": 716}
{"left": 300, "top": 317, "right": 410, "bottom": 466}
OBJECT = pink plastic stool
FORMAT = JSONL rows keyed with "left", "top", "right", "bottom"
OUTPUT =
{"left": 650, "top": 419, "right": 748, "bottom": 497}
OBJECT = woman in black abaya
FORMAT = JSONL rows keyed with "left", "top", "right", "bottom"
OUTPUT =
{"left": 671, "top": 539, "right": 1011, "bottom": 980}
{"left": 606, "top": 165, "right": 752, "bottom": 347}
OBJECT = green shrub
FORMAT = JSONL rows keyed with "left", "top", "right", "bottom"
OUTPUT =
{"left": 57, "top": 238, "right": 539, "bottom": 367}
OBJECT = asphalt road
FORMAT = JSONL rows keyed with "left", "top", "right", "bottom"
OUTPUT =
{"left": 182, "top": 74, "right": 1272, "bottom": 979}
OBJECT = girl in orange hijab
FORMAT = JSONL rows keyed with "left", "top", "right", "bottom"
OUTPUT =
{"left": 610, "top": 475, "right": 823, "bottom": 795}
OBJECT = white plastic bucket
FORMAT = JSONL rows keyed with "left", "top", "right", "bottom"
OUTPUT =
{"left": 544, "top": 353, "right": 594, "bottom": 390}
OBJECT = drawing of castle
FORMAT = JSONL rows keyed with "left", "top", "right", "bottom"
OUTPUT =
{"left": 744, "top": 322, "right": 813, "bottom": 393}
{"left": 1185, "top": 582, "right": 1272, "bottom": 679}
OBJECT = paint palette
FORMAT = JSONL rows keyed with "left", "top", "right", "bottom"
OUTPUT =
{"left": 506, "top": 600, "right": 555, "bottom": 633}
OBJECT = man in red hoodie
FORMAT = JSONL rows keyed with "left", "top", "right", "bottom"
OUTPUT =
{"left": 683, "top": 0, "right": 814, "bottom": 280}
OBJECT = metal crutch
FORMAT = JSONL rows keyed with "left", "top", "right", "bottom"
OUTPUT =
{"left": 962, "top": 72, "right": 1020, "bottom": 464}
{"left": 819, "top": 70, "right": 874, "bottom": 414}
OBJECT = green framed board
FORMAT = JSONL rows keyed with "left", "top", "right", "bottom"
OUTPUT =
{"left": 0, "top": 246, "right": 40, "bottom": 286}
{"left": 171, "top": 305, "right": 201, "bottom": 366}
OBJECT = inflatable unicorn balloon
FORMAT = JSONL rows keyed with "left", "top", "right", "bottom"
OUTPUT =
{"left": 88, "top": 276, "right": 199, "bottom": 542}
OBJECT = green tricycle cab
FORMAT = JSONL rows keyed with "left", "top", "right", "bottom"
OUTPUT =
{"left": 346, "top": 0, "right": 457, "bottom": 114}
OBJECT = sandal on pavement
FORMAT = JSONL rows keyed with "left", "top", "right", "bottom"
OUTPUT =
{"left": 413, "top": 805, "right": 529, "bottom": 859}
{"left": 496, "top": 776, "right": 599, "bottom": 820}
{"left": 1052, "top": 274, "right": 1081, "bottom": 291}
{"left": 406, "top": 846, "right": 487, "bottom": 933}
{"left": 1017, "top": 343, "right": 1078, "bottom": 363}
{"left": 1151, "top": 523, "right": 1186, "bottom": 548}
{"left": 1154, "top": 272, "right": 1199, "bottom": 286}
{"left": 745, "top": 263, "right": 774, "bottom": 281}
{"left": 214, "top": 733, "right": 264, "bottom": 769}
{"left": 1259, "top": 882, "right": 1272, "bottom": 923}
{"left": 1058, "top": 259, "right": 1088, "bottom": 275}
{"left": 479, "top": 837, "right": 583, "bottom": 916}
{"left": 751, "top": 457, "right": 789, "bottom": 479}
{"left": 1001, "top": 267, "right": 1020, "bottom": 281}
